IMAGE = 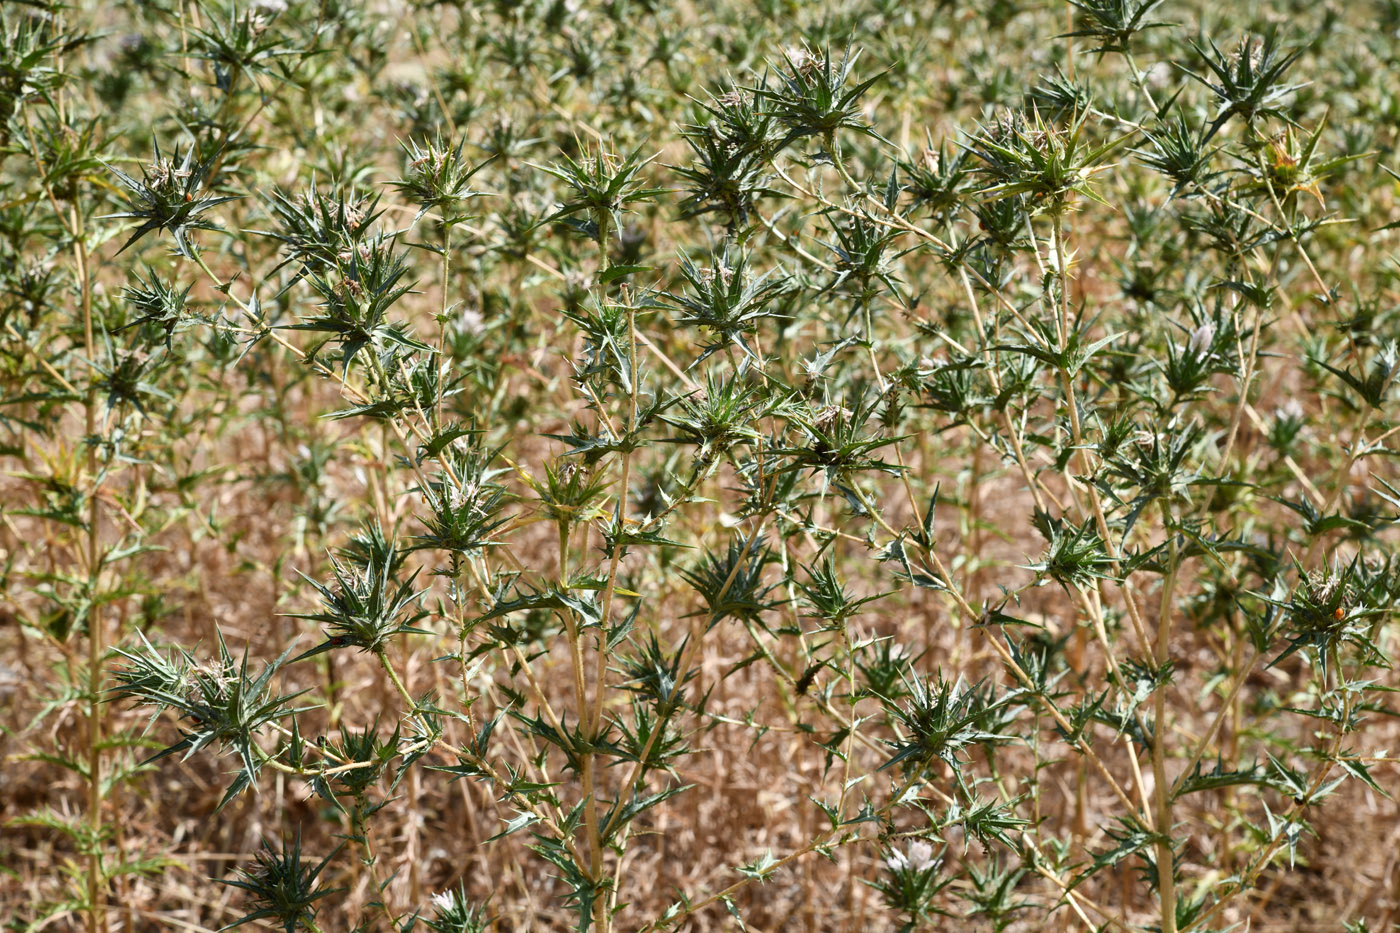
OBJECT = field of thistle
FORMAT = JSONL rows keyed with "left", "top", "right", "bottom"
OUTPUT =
{"left": 4, "top": 0, "right": 1400, "bottom": 930}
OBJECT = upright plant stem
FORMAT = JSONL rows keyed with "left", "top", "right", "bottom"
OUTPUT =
{"left": 20, "top": 81, "right": 109, "bottom": 932}
{"left": 75, "top": 199, "right": 107, "bottom": 933}
{"left": 584, "top": 207, "right": 611, "bottom": 933}
{"left": 435, "top": 223, "right": 452, "bottom": 429}
{"left": 1154, "top": 501, "right": 1180, "bottom": 933}
{"left": 352, "top": 797, "right": 400, "bottom": 926}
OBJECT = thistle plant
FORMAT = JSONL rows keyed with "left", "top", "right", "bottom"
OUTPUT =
{"left": 3, "top": 1, "right": 1399, "bottom": 933}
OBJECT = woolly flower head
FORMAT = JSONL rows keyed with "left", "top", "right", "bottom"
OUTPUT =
{"left": 1188, "top": 321, "right": 1216, "bottom": 356}
{"left": 884, "top": 839, "right": 936, "bottom": 873}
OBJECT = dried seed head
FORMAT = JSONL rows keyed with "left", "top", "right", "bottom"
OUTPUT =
{"left": 343, "top": 200, "right": 368, "bottom": 231}
{"left": 447, "top": 474, "right": 488, "bottom": 515}
{"left": 813, "top": 404, "right": 852, "bottom": 431}
{"left": 698, "top": 260, "right": 733, "bottom": 289}
{"left": 186, "top": 663, "right": 224, "bottom": 711}
{"left": 783, "top": 44, "right": 820, "bottom": 80}
{"left": 1307, "top": 569, "right": 1343, "bottom": 605}
{"left": 1237, "top": 36, "right": 1264, "bottom": 72}
{"left": 145, "top": 157, "right": 187, "bottom": 195}
{"left": 715, "top": 89, "right": 747, "bottom": 109}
